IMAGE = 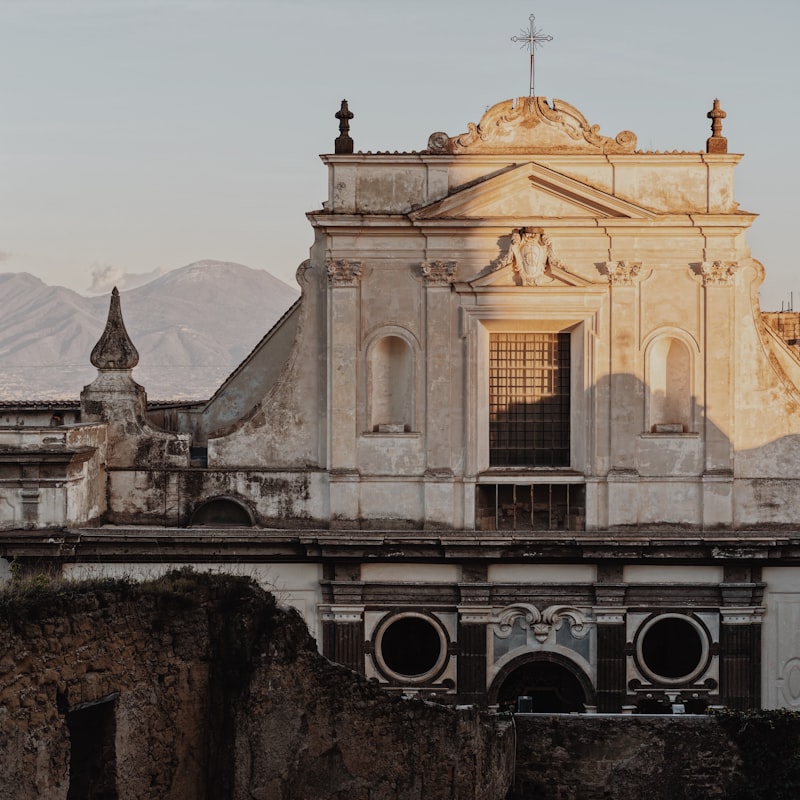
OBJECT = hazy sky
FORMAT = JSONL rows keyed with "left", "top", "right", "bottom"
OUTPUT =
{"left": 1, "top": 0, "right": 797, "bottom": 309}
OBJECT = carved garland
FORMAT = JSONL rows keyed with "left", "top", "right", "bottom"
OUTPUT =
{"left": 491, "top": 603, "right": 590, "bottom": 644}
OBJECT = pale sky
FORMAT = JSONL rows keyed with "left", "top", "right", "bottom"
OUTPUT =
{"left": 1, "top": 0, "right": 797, "bottom": 309}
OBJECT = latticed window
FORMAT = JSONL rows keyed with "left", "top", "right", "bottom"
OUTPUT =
{"left": 489, "top": 332, "right": 570, "bottom": 467}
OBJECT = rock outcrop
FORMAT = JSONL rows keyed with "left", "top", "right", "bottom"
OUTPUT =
{"left": 0, "top": 572, "right": 514, "bottom": 799}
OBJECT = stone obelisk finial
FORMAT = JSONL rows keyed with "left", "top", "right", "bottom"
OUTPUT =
{"left": 335, "top": 99, "right": 354, "bottom": 154}
{"left": 90, "top": 287, "right": 139, "bottom": 370}
{"left": 706, "top": 98, "right": 728, "bottom": 154}
{"left": 82, "top": 286, "right": 146, "bottom": 427}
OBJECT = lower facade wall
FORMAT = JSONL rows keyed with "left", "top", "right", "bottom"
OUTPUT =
{"left": 511, "top": 716, "right": 749, "bottom": 800}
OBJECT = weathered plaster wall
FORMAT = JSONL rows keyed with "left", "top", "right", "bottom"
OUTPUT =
{"left": 105, "top": 468, "right": 329, "bottom": 526}
{"left": 0, "top": 423, "right": 106, "bottom": 530}
{"left": 207, "top": 256, "right": 326, "bottom": 470}
{"left": 0, "top": 573, "right": 514, "bottom": 800}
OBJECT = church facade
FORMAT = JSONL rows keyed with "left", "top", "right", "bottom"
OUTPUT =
{"left": 3, "top": 96, "right": 800, "bottom": 713}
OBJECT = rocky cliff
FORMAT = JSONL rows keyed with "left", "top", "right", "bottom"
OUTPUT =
{"left": 0, "top": 571, "right": 514, "bottom": 799}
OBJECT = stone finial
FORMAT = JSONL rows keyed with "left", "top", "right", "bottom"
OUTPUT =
{"left": 90, "top": 287, "right": 139, "bottom": 370}
{"left": 706, "top": 98, "right": 728, "bottom": 154}
{"left": 335, "top": 99, "right": 354, "bottom": 155}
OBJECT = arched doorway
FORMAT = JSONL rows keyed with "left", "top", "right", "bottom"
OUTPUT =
{"left": 490, "top": 653, "right": 594, "bottom": 713}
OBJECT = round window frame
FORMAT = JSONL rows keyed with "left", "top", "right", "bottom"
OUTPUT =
{"left": 372, "top": 612, "right": 450, "bottom": 685}
{"left": 634, "top": 613, "right": 711, "bottom": 687}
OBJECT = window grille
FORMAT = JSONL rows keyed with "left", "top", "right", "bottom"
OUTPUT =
{"left": 475, "top": 483, "right": 586, "bottom": 531}
{"left": 489, "top": 332, "right": 570, "bottom": 467}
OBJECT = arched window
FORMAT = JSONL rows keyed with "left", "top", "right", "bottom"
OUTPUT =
{"left": 368, "top": 334, "right": 414, "bottom": 432}
{"left": 648, "top": 336, "right": 692, "bottom": 432}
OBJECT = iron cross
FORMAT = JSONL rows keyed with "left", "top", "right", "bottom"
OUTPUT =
{"left": 510, "top": 13, "right": 553, "bottom": 97}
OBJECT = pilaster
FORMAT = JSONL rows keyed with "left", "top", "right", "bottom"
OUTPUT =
{"left": 605, "top": 261, "right": 642, "bottom": 526}
{"left": 720, "top": 603, "right": 763, "bottom": 710}
{"left": 701, "top": 261, "right": 737, "bottom": 476}
{"left": 594, "top": 607, "right": 627, "bottom": 712}
{"left": 320, "top": 605, "right": 365, "bottom": 673}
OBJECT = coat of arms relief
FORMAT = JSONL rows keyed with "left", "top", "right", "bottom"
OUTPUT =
{"left": 499, "top": 228, "right": 560, "bottom": 286}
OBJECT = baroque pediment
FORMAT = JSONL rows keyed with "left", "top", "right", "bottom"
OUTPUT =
{"left": 427, "top": 97, "right": 637, "bottom": 155}
{"left": 410, "top": 162, "right": 656, "bottom": 222}
{"left": 469, "top": 228, "right": 594, "bottom": 289}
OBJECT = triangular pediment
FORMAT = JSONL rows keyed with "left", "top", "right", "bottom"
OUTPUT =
{"left": 410, "top": 162, "right": 657, "bottom": 222}
{"left": 468, "top": 261, "right": 594, "bottom": 289}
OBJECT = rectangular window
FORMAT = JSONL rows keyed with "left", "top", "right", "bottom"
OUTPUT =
{"left": 489, "top": 332, "right": 570, "bottom": 467}
{"left": 475, "top": 483, "right": 586, "bottom": 531}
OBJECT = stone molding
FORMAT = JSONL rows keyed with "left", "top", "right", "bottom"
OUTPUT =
{"left": 320, "top": 605, "right": 364, "bottom": 624}
{"left": 701, "top": 260, "right": 738, "bottom": 286}
{"left": 491, "top": 603, "right": 590, "bottom": 643}
{"left": 326, "top": 259, "right": 362, "bottom": 286}
{"left": 420, "top": 260, "right": 457, "bottom": 286}
{"left": 457, "top": 605, "right": 493, "bottom": 625}
{"left": 720, "top": 607, "right": 764, "bottom": 625}
{"left": 605, "top": 260, "right": 642, "bottom": 286}
{"left": 594, "top": 608, "right": 627, "bottom": 625}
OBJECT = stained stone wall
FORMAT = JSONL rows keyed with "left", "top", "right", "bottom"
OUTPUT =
{"left": 509, "top": 714, "right": 799, "bottom": 800}
{"left": 0, "top": 573, "right": 514, "bottom": 800}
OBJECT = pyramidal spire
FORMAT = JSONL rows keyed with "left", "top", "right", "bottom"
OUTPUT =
{"left": 90, "top": 287, "right": 139, "bottom": 370}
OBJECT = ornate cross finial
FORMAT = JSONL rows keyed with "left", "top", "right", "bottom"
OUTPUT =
{"left": 510, "top": 13, "right": 553, "bottom": 97}
{"left": 335, "top": 99, "right": 354, "bottom": 154}
{"left": 706, "top": 98, "right": 727, "bottom": 154}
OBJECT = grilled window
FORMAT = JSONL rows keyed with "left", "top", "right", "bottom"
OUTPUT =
{"left": 489, "top": 332, "right": 570, "bottom": 467}
{"left": 476, "top": 483, "right": 586, "bottom": 531}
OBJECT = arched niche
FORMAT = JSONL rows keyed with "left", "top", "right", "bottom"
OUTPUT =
{"left": 189, "top": 496, "right": 254, "bottom": 527}
{"left": 367, "top": 333, "right": 415, "bottom": 432}
{"left": 488, "top": 651, "right": 596, "bottom": 712}
{"left": 646, "top": 333, "right": 695, "bottom": 433}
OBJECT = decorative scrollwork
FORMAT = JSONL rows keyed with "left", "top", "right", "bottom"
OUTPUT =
{"left": 426, "top": 131, "right": 450, "bottom": 153}
{"left": 430, "top": 97, "right": 638, "bottom": 155}
{"left": 499, "top": 228, "right": 560, "bottom": 286}
{"left": 491, "top": 603, "right": 590, "bottom": 643}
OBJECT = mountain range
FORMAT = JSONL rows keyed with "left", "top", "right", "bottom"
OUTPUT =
{"left": 0, "top": 261, "right": 299, "bottom": 401}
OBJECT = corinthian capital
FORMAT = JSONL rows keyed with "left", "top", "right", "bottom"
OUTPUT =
{"left": 326, "top": 259, "right": 362, "bottom": 286}
{"left": 605, "top": 260, "right": 641, "bottom": 286}
{"left": 420, "top": 260, "right": 457, "bottom": 286}
{"left": 700, "top": 260, "right": 737, "bottom": 286}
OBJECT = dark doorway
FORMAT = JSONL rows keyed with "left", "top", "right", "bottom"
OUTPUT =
{"left": 496, "top": 659, "right": 587, "bottom": 713}
{"left": 67, "top": 697, "right": 118, "bottom": 800}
